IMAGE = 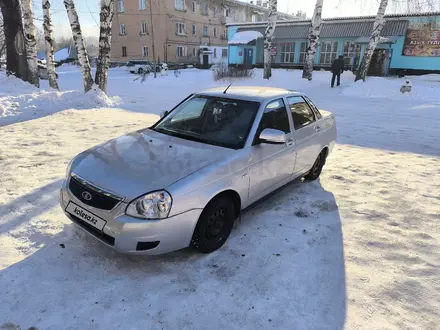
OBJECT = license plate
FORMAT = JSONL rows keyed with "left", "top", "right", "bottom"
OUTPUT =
{"left": 66, "top": 202, "right": 107, "bottom": 231}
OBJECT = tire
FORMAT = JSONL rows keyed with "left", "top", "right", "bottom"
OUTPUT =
{"left": 191, "top": 196, "right": 236, "bottom": 253}
{"left": 304, "top": 150, "right": 326, "bottom": 181}
{"left": 138, "top": 68, "right": 144, "bottom": 74}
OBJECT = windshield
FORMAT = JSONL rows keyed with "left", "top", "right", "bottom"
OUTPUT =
{"left": 152, "top": 95, "right": 260, "bottom": 149}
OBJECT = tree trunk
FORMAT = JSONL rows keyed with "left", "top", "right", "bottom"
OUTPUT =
{"left": 355, "top": 0, "right": 388, "bottom": 82}
{"left": 43, "top": 0, "right": 59, "bottom": 90}
{"left": 64, "top": 0, "right": 93, "bottom": 92}
{"left": 22, "top": 0, "right": 39, "bottom": 87}
{"left": 0, "top": 0, "right": 28, "bottom": 81}
{"left": 302, "top": 0, "right": 323, "bottom": 81}
{"left": 263, "top": 0, "right": 277, "bottom": 80}
{"left": 95, "top": 0, "right": 114, "bottom": 93}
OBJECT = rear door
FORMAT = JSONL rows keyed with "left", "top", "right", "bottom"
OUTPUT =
{"left": 287, "top": 96, "right": 322, "bottom": 176}
{"left": 248, "top": 98, "right": 295, "bottom": 201}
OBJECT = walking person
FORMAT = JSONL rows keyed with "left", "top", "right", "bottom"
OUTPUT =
{"left": 331, "top": 55, "right": 345, "bottom": 88}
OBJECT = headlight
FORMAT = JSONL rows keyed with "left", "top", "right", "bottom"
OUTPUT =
{"left": 65, "top": 158, "right": 74, "bottom": 178}
{"left": 126, "top": 191, "right": 172, "bottom": 219}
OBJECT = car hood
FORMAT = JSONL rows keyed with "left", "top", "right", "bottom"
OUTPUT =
{"left": 71, "top": 129, "right": 233, "bottom": 201}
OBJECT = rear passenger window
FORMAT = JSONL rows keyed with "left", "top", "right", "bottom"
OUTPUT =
{"left": 287, "top": 96, "right": 315, "bottom": 130}
{"left": 303, "top": 95, "right": 322, "bottom": 119}
{"left": 258, "top": 98, "right": 290, "bottom": 132}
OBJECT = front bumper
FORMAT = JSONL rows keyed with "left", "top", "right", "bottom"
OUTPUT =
{"left": 60, "top": 180, "right": 202, "bottom": 255}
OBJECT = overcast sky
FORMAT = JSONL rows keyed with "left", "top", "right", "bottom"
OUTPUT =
{"left": 33, "top": 0, "right": 436, "bottom": 40}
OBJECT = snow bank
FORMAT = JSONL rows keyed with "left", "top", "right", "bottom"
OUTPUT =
{"left": 0, "top": 73, "right": 121, "bottom": 125}
{"left": 342, "top": 76, "right": 440, "bottom": 102}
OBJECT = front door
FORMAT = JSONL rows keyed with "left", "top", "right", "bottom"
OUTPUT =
{"left": 248, "top": 98, "right": 296, "bottom": 201}
{"left": 287, "top": 96, "right": 321, "bottom": 175}
{"left": 244, "top": 48, "right": 253, "bottom": 69}
{"left": 202, "top": 54, "right": 209, "bottom": 69}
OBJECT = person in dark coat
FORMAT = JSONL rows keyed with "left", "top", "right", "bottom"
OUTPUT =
{"left": 331, "top": 55, "right": 345, "bottom": 87}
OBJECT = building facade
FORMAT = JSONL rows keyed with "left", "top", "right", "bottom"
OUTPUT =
{"left": 111, "top": 0, "right": 296, "bottom": 65}
{"left": 227, "top": 13, "right": 440, "bottom": 75}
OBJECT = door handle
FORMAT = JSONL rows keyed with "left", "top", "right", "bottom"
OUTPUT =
{"left": 286, "top": 138, "right": 294, "bottom": 147}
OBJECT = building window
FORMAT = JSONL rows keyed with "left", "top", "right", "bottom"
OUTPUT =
{"left": 280, "top": 43, "right": 294, "bottom": 63}
{"left": 139, "top": 0, "right": 146, "bottom": 10}
{"left": 119, "top": 24, "right": 126, "bottom": 35}
{"left": 222, "top": 49, "right": 228, "bottom": 57}
{"left": 192, "top": 24, "right": 196, "bottom": 36}
{"left": 299, "top": 42, "right": 308, "bottom": 63}
{"left": 192, "top": 1, "right": 196, "bottom": 12}
{"left": 142, "top": 46, "right": 148, "bottom": 57}
{"left": 320, "top": 41, "right": 338, "bottom": 64}
{"left": 213, "top": 48, "right": 217, "bottom": 58}
{"left": 176, "top": 22, "right": 187, "bottom": 35}
{"left": 224, "top": 7, "right": 231, "bottom": 17}
{"left": 122, "top": 46, "right": 127, "bottom": 57}
{"left": 177, "top": 46, "right": 187, "bottom": 58}
{"left": 118, "top": 0, "right": 124, "bottom": 12}
{"left": 222, "top": 30, "right": 228, "bottom": 39}
{"left": 175, "top": 0, "right": 185, "bottom": 11}
{"left": 252, "top": 14, "right": 256, "bottom": 22}
{"left": 343, "top": 41, "right": 361, "bottom": 66}
{"left": 213, "top": 6, "right": 217, "bottom": 17}
{"left": 193, "top": 47, "right": 196, "bottom": 56}
{"left": 201, "top": 2, "right": 208, "bottom": 16}
{"left": 203, "top": 25, "right": 208, "bottom": 37}
{"left": 140, "top": 21, "right": 148, "bottom": 35}
{"left": 213, "top": 27, "right": 217, "bottom": 37}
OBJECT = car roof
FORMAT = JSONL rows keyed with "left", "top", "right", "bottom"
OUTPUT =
{"left": 197, "top": 86, "right": 302, "bottom": 102}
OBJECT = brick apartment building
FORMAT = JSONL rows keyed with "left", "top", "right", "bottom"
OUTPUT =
{"left": 111, "top": 0, "right": 296, "bottom": 65}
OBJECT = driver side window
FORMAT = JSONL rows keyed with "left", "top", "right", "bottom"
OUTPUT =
{"left": 254, "top": 98, "right": 290, "bottom": 144}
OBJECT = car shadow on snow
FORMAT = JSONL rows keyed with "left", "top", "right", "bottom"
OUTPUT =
{"left": 0, "top": 179, "right": 346, "bottom": 330}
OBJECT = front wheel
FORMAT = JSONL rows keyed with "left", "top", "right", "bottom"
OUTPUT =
{"left": 191, "top": 196, "right": 236, "bottom": 253}
{"left": 304, "top": 151, "right": 326, "bottom": 181}
{"left": 138, "top": 68, "right": 144, "bottom": 74}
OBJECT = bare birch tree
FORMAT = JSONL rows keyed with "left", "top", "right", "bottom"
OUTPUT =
{"left": 302, "top": 0, "right": 324, "bottom": 81}
{"left": 95, "top": 0, "right": 114, "bottom": 94}
{"left": 64, "top": 0, "right": 94, "bottom": 92}
{"left": 0, "top": 0, "right": 28, "bottom": 80}
{"left": 263, "top": 0, "right": 277, "bottom": 79}
{"left": 42, "top": 0, "right": 58, "bottom": 89}
{"left": 355, "top": 0, "right": 389, "bottom": 81}
{"left": 22, "top": 0, "right": 39, "bottom": 87}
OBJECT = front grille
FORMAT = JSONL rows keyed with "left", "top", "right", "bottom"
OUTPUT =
{"left": 69, "top": 176, "right": 121, "bottom": 211}
{"left": 69, "top": 214, "right": 115, "bottom": 246}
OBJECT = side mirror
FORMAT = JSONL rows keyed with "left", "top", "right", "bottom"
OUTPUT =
{"left": 160, "top": 110, "right": 169, "bottom": 118}
{"left": 259, "top": 128, "right": 286, "bottom": 144}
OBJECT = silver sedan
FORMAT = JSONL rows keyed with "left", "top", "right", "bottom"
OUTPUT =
{"left": 60, "top": 86, "right": 336, "bottom": 254}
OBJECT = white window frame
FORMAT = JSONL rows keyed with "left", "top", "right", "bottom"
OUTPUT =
{"left": 224, "top": 7, "right": 231, "bottom": 17}
{"left": 118, "top": 0, "right": 124, "bottom": 12}
{"left": 203, "top": 25, "right": 208, "bottom": 37}
{"left": 222, "top": 29, "right": 227, "bottom": 39}
{"left": 140, "top": 21, "right": 148, "bottom": 35}
{"left": 176, "top": 22, "right": 187, "bottom": 36}
{"left": 192, "top": 1, "right": 196, "bottom": 12}
{"left": 343, "top": 40, "right": 361, "bottom": 66}
{"left": 213, "top": 48, "right": 217, "bottom": 58}
{"left": 299, "top": 42, "right": 308, "bottom": 63}
{"left": 192, "top": 24, "right": 196, "bottom": 36}
{"left": 119, "top": 24, "right": 126, "bottom": 35}
{"left": 212, "top": 6, "right": 217, "bottom": 17}
{"left": 319, "top": 41, "right": 338, "bottom": 65}
{"left": 222, "top": 49, "right": 228, "bottom": 58}
{"left": 201, "top": 2, "right": 208, "bottom": 16}
{"left": 177, "top": 46, "right": 187, "bottom": 58}
{"left": 280, "top": 43, "right": 294, "bottom": 63}
{"left": 175, "top": 0, "right": 185, "bottom": 11}
{"left": 142, "top": 46, "right": 148, "bottom": 57}
{"left": 139, "top": 0, "right": 146, "bottom": 10}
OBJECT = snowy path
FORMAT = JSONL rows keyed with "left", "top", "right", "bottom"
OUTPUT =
{"left": 1, "top": 69, "right": 439, "bottom": 330}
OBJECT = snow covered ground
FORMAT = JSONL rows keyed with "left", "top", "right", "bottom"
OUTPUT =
{"left": 0, "top": 67, "right": 439, "bottom": 330}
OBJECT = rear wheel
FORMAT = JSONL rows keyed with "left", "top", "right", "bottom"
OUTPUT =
{"left": 191, "top": 196, "right": 236, "bottom": 253}
{"left": 304, "top": 151, "right": 326, "bottom": 181}
{"left": 138, "top": 68, "right": 144, "bottom": 74}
